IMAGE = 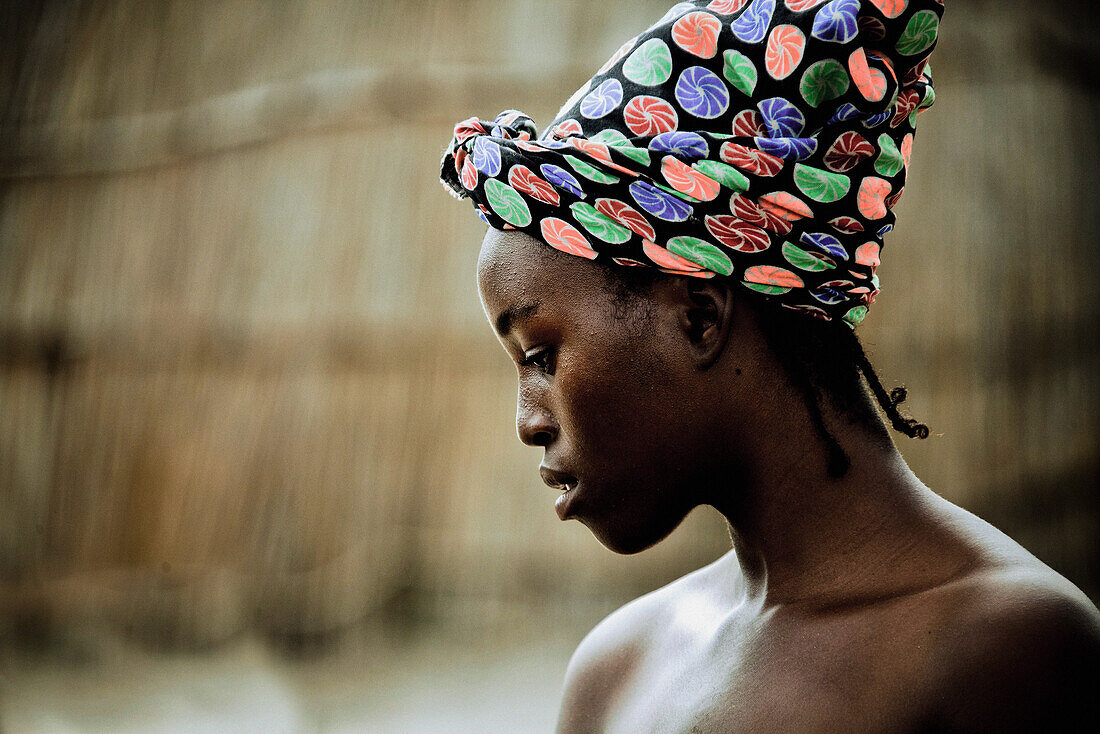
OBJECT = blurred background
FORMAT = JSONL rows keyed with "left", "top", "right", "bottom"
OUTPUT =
{"left": 0, "top": 0, "right": 1096, "bottom": 731}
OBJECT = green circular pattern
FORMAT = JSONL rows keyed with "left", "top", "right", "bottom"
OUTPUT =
{"left": 793, "top": 164, "right": 851, "bottom": 203}
{"left": 874, "top": 134, "right": 904, "bottom": 177}
{"left": 667, "top": 236, "right": 733, "bottom": 275}
{"left": 896, "top": 10, "right": 939, "bottom": 56}
{"left": 722, "top": 50, "right": 758, "bottom": 97}
{"left": 591, "top": 129, "right": 652, "bottom": 166}
{"left": 623, "top": 38, "right": 674, "bottom": 87}
{"left": 483, "top": 178, "right": 532, "bottom": 227}
{"left": 843, "top": 305, "right": 868, "bottom": 325}
{"left": 799, "top": 59, "right": 849, "bottom": 109}
{"left": 782, "top": 240, "right": 836, "bottom": 272}
{"left": 570, "top": 201, "right": 633, "bottom": 244}
{"left": 565, "top": 155, "right": 621, "bottom": 184}
{"left": 692, "top": 160, "right": 749, "bottom": 193}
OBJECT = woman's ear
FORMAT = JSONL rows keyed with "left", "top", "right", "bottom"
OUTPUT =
{"left": 667, "top": 277, "right": 736, "bottom": 369}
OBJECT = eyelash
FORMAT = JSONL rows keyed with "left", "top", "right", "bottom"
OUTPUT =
{"left": 521, "top": 346, "right": 556, "bottom": 375}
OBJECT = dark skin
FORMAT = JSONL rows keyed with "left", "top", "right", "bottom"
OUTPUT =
{"left": 477, "top": 229, "right": 1100, "bottom": 733}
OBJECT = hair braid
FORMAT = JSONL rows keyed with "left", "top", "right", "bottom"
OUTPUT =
{"left": 842, "top": 329, "right": 930, "bottom": 439}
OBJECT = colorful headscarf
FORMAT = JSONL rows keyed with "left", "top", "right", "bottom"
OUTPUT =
{"left": 441, "top": 0, "right": 943, "bottom": 325}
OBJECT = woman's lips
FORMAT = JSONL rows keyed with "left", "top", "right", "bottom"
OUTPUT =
{"left": 539, "top": 465, "right": 577, "bottom": 491}
{"left": 554, "top": 483, "right": 579, "bottom": 520}
{"left": 539, "top": 465, "right": 579, "bottom": 519}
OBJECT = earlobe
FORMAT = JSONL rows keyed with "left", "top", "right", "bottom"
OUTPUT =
{"left": 678, "top": 279, "right": 735, "bottom": 369}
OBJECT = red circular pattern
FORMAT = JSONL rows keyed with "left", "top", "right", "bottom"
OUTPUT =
{"left": 595, "top": 198, "right": 656, "bottom": 241}
{"left": 757, "top": 192, "right": 814, "bottom": 232}
{"left": 508, "top": 165, "right": 560, "bottom": 206}
{"left": 857, "top": 177, "right": 891, "bottom": 220}
{"left": 705, "top": 215, "right": 771, "bottom": 253}
{"left": 720, "top": 143, "right": 784, "bottom": 177}
{"left": 828, "top": 215, "right": 864, "bottom": 234}
{"left": 541, "top": 217, "right": 598, "bottom": 259}
{"left": 672, "top": 12, "right": 722, "bottom": 58}
{"left": 661, "top": 156, "right": 721, "bottom": 201}
{"left": 643, "top": 239, "right": 705, "bottom": 273}
{"left": 707, "top": 0, "right": 749, "bottom": 13}
{"left": 731, "top": 109, "right": 766, "bottom": 137}
{"left": 824, "top": 131, "right": 875, "bottom": 173}
{"left": 765, "top": 25, "right": 806, "bottom": 80}
{"left": 891, "top": 89, "right": 920, "bottom": 128}
{"left": 624, "top": 96, "right": 679, "bottom": 136}
{"left": 461, "top": 157, "right": 478, "bottom": 190}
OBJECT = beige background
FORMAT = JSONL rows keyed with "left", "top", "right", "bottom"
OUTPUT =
{"left": 1, "top": 0, "right": 1096, "bottom": 730}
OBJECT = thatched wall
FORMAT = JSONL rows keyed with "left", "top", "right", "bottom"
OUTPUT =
{"left": 1, "top": 0, "right": 1096, "bottom": 648}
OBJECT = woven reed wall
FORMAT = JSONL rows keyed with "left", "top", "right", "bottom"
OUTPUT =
{"left": 1, "top": 0, "right": 1096, "bottom": 649}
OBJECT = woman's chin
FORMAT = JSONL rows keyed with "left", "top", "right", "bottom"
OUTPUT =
{"left": 580, "top": 512, "right": 687, "bottom": 556}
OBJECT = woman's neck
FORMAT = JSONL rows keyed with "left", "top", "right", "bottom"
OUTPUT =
{"left": 707, "top": 411, "right": 972, "bottom": 612}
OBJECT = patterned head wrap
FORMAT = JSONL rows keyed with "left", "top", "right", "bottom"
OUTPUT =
{"left": 441, "top": 0, "right": 943, "bottom": 325}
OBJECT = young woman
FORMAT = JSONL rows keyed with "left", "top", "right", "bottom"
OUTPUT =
{"left": 443, "top": 1, "right": 1099, "bottom": 731}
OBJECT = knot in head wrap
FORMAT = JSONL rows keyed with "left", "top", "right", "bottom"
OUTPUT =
{"left": 441, "top": 0, "right": 943, "bottom": 326}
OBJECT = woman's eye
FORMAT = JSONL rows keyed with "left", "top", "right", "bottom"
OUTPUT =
{"left": 521, "top": 347, "right": 556, "bottom": 375}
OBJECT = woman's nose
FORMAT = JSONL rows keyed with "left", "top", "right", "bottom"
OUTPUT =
{"left": 516, "top": 387, "right": 557, "bottom": 447}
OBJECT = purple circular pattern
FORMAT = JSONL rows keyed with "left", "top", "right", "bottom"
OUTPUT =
{"left": 650, "top": 131, "right": 710, "bottom": 160}
{"left": 540, "top": 164, "right": 586, "bottom": 199}
{"left": 800, "top": 231, "right": 848, "bottom": 260}
{"left": 755, "top": 136, "right": 818, "bottom": 160}
{"left": 674, "top": 66, "right": 731, "bottom": 118}
{"left": 811, "top": 0, "right": 860, "bottom": 44}
{"left": 810, "top": 283, "right": 849, "bottom": 305}
{"left": 580, "top": 78, "right": 624, "bottom": 119}
{"left": 828, "top": 103, "right": 861, "bottom": 125}
{"left": 472, "top": 137, "right": 501, "bottom": 176}
{"left": 651, "top": 1, "right": 697, "bottom": 29}
{"left": 731, "top": 0, "right": 776, "bottom": 44}
{"left": 757, "top": 96, "right": 806, "bottom": 137}
{"left": 862, "top": 109, "right": 894, "bottom": 128}
{"left": 629, "top": 180, "right": 693, "bottom": 222}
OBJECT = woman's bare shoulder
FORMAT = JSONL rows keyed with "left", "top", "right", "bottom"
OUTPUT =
{"left": 922, "top": 561, "right": 1100, "bottom": 729}
{"left": 555, "top": 551, "right": 738, "bottom": 733}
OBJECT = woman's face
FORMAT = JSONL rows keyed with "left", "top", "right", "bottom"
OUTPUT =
{"left": 477, "top": 229, "right": 721, "bottom": 554}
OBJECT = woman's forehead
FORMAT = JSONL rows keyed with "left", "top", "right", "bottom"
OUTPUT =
{"left": 477, "top": 228, "right": 610, "bottom": 325}
{"left": 476, "top": 228, "right": 540, "bottom": 276}
{"left": 479, "top": 229, "right": 582, "bottom": 295}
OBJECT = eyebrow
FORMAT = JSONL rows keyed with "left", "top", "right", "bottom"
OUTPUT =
{"left": 495, "top": 302, "right": 540, "bottom": 336}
